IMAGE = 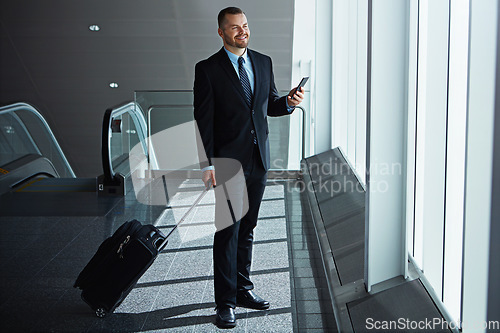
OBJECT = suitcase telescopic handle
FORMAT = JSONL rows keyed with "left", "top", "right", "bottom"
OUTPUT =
{"left": 157, "top": 180, "right": 213, "bottom": 251}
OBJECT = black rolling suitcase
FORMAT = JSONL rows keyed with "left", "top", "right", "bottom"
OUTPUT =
{"left": 74, "top": 183, "right": 211, "bottom": 317}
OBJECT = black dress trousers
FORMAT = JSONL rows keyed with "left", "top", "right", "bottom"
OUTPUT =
{"left": 213, "top": 144, "right": 267, "bottom": 308}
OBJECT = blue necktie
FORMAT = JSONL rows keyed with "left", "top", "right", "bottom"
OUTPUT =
{"left": 238, "top": 56, "right": 253, "bottom": 108}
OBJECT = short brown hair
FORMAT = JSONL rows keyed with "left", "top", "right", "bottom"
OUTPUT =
{"left": 218, "top": 7, "right": 244, "bottom": 28}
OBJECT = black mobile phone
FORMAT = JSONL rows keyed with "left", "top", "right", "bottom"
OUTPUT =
{"left": 294, "top": 77, "right": 309, "bottom": 95}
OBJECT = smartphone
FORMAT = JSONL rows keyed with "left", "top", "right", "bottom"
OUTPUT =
{"left": 294, "top": 77, "right": 309, "bottom": 95}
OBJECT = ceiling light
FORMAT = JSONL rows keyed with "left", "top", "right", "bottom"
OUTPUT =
{"left": 109, "top": 82, "right": 119, "bottom": 88}
{"left": 89, "top": 25, "right": 100, "bottom": 32}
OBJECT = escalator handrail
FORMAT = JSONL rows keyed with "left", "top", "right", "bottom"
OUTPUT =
{"left": 0, "top": 102, "right": 76, "bottom": 178}
{"left": 102, "top": 101, "right": 149, "bottom": 182}
{"left": 7, "top": 112, "right": 43, "bottom": 156}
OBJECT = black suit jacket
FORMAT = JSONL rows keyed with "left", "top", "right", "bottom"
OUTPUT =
{"left": 194, "top": 47, "right": 291, "bottom": 171}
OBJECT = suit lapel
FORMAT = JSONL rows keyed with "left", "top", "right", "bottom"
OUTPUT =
{"left": 216, "top": 48, "right": 247, "bottom": 103}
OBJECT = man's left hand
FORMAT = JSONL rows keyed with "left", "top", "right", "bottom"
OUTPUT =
{"left": 287, "top": 87, "right": 305, "bottom": 107}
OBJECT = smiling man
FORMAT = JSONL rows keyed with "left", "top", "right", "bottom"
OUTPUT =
{"left": 194, "top": 7, "right": 304, "bottom": 329}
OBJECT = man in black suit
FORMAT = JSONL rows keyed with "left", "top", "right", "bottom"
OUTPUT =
{"left": 194, "top": 6, "right": 304, "bottom": 328}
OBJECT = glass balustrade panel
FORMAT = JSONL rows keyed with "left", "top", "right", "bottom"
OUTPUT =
{"left": 134, "top": 90, "right": 307, "bottom": 173}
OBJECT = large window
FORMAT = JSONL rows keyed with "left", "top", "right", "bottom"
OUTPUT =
{"left": 326, "top": 0, "right": 497, "bottom": 329}
{"left": 411, "top": 0, "right": 469, "bottom": 324}
{"left": 331, "top": 0, "right": 368, "bottom": 184}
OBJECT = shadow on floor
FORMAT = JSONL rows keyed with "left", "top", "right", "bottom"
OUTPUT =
{"left": 89, "top": 302, "right": 292, "bottom": 332}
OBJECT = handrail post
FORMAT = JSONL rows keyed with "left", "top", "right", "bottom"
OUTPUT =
{"left": 295, "top": 105, "right": 307, "bottom": 161}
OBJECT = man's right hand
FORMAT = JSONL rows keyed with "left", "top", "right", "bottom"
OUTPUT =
{"left": 202, "top": 169, "right": 216, "bottom": 189}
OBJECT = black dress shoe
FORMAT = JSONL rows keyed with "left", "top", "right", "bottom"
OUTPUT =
{"left": 215, "top": 306, "right": 236, "bottom": 328}
{"left": 236, "top": 290, "right": 270, "bottom": 310}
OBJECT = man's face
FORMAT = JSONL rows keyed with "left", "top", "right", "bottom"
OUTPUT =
{"left": 218, "top": 13, "right": 250, "bottom": 50}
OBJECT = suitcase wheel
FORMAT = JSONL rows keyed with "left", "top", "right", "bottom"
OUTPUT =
{"left": 96, "top": 307, "right": 107, "bottom": 318}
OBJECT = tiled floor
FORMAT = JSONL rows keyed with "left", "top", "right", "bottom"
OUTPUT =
{"left": 0, "top": 178, "right": 337, "bottom": 332}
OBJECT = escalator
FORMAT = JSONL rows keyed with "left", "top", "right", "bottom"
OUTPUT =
{"left": 0, "top": 102, "right": 149, "bottom": 216}
{"left": 96, "top": 101, "right": 151, "bottom": 196}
